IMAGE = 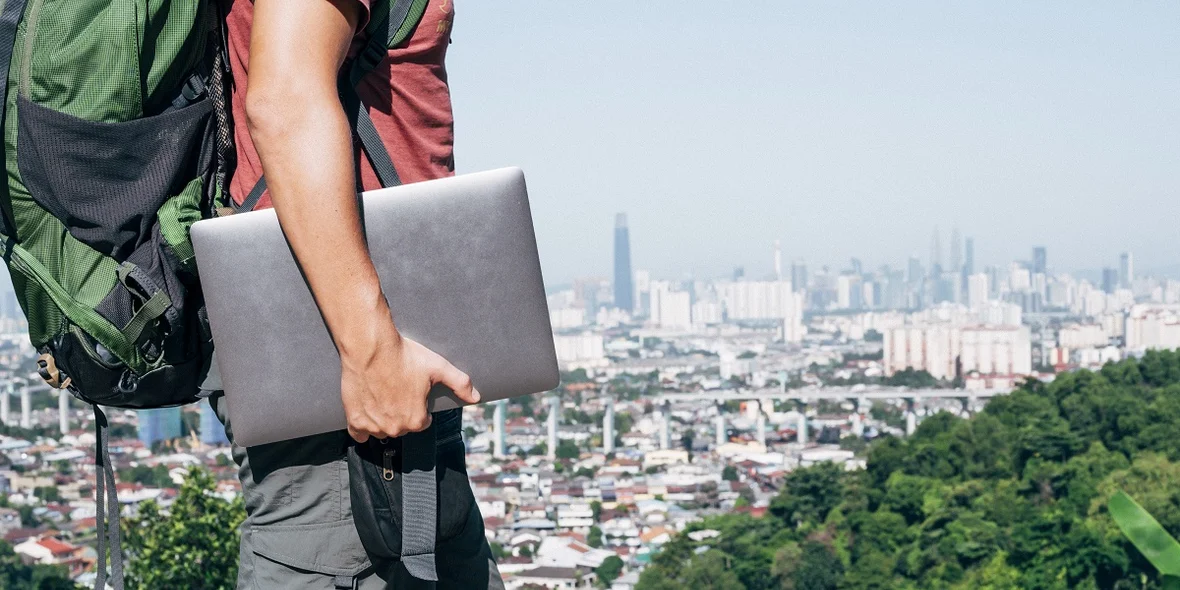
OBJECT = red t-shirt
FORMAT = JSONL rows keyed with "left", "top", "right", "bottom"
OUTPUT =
{"left": 222, "top": 0, "right": 456, "bottom": 210}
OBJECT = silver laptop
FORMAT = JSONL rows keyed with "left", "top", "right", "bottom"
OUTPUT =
{"left": 191, "top": 167, "right": 559, "bottom": 447}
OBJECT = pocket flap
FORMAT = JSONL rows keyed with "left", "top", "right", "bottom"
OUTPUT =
{"left": 250, "top": 519, "right": 372, "bottom": 577}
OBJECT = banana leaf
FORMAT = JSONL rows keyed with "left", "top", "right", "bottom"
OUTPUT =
{"left": 1109, "top": 491, "right": 1180, "bottom": 578}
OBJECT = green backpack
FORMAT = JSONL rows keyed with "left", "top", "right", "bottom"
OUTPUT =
{"left": 0, "top": 0, "right": 227, "bottom": 410}
{"left": 0, "top": 2, "right": 227, "bottom": 586}
{"left": 0, "top": 0, "right": 430, "bottom": 585}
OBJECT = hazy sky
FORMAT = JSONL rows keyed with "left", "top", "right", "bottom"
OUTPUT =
{"left": 447, "top": 2, "right": 1180, "bottom": 286}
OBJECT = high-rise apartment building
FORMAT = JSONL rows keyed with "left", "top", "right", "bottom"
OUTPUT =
{"left": 200, "top": 399, "right": 229, "bottom": 446}
{"left": 1102, "top": 268, "right": 1119, "bottom": 294}
{"left": 718, "top": 280, "right": 799, "bottom": 320}
{"left": 773, "top": 241, "right": 782, "bottom": 280}
{"left": 884, "top": 324, "right": 1031, "bottom": 380}
{"left": 1032, "top": 247, "right": 1047, "bottom": 275}
{"left": 950, "top": 228, "right": 962, "bottom": 275}
{"left": 633, "top": 269, "right": 651, "bottom": 318}
{"left": 1120, "top": 252, "right": 1134, "bottom": 289}
{"left": 138, "top": 407, "right": 182, "bottom": 447}
{"left": 963, "top": 238, "right": 975, "bottom": 277}
{"left": 790, "top": 259, "right": 808, "bottom": 293}
{"left": 907, "top": 257, "right": 923, "bottom": 284}
{"left": 930, "top": 228, "right": 943, "bottom": 277}
{"left": 837, "top": 275, "right": 861, "bottom": 310}
{"left": 968, "top": 272, "right": 989, "bottom": 309}
{"left": 612, "top": 214, "right": 633, "bottom": 313}
{"left": 649, "top": 281, "right": 692, "bottom": 330}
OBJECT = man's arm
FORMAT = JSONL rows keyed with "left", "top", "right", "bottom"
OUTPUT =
{"left": 245, "top": 0, "right": 479, "bottom": 443}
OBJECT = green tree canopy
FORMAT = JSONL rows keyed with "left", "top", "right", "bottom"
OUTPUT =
{"left": 636, "top": 351, "right": 1180, "bottom": 590}
{"left": 122, "top": 467, "right": 245, "bottom": 589}
{"left": 596, "top": 555, "right": 624, "bottom": 587}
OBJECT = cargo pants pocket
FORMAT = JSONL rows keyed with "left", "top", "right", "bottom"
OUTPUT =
{"left": 248, "top": 519, "right": 374, "bottom": 590}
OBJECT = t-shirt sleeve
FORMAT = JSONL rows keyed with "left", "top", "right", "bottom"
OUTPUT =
{"left": 353, "top": 0, "right": 373, "bottom": 35}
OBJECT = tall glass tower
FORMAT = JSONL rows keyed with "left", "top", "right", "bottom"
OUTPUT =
{"left": 200, "top": 399, "right": 229, "bottom": 445}
{"left": 613, "top": 213, "right": 633, "bottom": 312}
{"left": 1032, "top": 247, "right": 1047, "bottom": 275}
{"left": 138, "top": 407, "right": 182, "bottom": 447}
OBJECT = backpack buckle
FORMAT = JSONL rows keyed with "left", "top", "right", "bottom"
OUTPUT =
{"left": 37, "top": 353, "right": 70, "bottom": 389}
{"left": 349, "top": 42, "right": 388, "bottom": 87}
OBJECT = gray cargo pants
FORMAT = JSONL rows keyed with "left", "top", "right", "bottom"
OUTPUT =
{"left": 210, "top": 394, "right": 505, "bottom": 589}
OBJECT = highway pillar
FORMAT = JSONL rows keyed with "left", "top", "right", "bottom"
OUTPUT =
{"left": 603, "top": 396, "right": 615, "bottom": 454}
{"left": 1, "top": 381, "right": 10, "bottom": 426}
{"left": 797, "top": 402, "right": 808, "bottom": 445}
{"left": 493, "top": 399, "right": 507, "bottom": 459}
{"left": 58, "top": 391, "right": 69, "bottom": 435}
{"left": 547, "top": 396, "right": 559, "bottom": 460}
{"left": 755, "top": 401, "right": 767, "bottom": 448}
{"left": 20, "top": 384, "right": 30, "bottom": 429}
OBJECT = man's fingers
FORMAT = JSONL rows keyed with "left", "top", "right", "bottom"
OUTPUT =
{"left": 348, "top": 425, "right": 370, "bottom": 444}
{"left": 436, "top": 363, "right": 480, "bottom": 404}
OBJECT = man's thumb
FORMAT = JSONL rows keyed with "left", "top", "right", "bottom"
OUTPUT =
{"left": 437, "top": 363, "right": 480, "bottom": 404}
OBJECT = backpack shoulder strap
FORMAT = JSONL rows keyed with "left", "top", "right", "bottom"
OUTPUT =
{"left": 0, "top": 0, "right": 30, "bottom": 239}
{"left": 345, "top": 0, "right": 427, "bottom": 189}
{"left": 348, "top": 0, "right": 425, "bottom": 87}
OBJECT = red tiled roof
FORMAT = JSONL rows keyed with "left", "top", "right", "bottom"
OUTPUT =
{"left": 4, "top": 527, "right": 50, "bottom": 543}
{"left": 37, "top": 537, "right": 77, "bottom": 556}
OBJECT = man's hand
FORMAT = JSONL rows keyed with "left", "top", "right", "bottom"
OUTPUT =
{"left": 341, "top": 317, "right": 481, "bottom": 443}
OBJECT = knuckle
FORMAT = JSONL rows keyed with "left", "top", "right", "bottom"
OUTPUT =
{"left": 411, "top": 414, "right": 431, "bottom": 432}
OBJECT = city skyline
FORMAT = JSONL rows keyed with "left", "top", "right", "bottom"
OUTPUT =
{"left": 450, "top": 3, "right": 1180, "bottom": 286}
{"left": 548, "top": 216, "right": 1151, "bottom": 290}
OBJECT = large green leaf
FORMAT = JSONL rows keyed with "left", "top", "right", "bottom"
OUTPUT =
{"left": 1109, "top": 491, "right": 1180, "bottom": 577}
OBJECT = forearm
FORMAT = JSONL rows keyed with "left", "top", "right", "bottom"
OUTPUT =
{"left": 247, "top": 0, "right": 394, "bottom": 356}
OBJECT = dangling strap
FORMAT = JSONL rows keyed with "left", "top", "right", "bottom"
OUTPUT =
{"left": 399, "top": 424, "right": 437, "bottom": 581}
{"left": 93, "top": 405, "right": 125, "bottom": 590}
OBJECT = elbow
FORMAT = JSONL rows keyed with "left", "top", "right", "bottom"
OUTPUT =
{"left": 243, "top": 84, "right": 287, "bottom": 146}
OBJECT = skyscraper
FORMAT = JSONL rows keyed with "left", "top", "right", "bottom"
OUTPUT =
{"left": 963, "top": 238, "right": 975, "bottom": 276}
{"left": 1120, "top": 252, "right": 1134, "bottom": 288}
{"left": 907, "top": 256, "right": 924, "bottom": 284}
{"left": 612, "top": 213, "right": 633, "bottom": 312}
{"left": 199, "top": 399, "right": 229, "bottom": 446}
{"left": 1032, "top": 247, "right": 1047, "bottom": 275}
{"left": 950, "top": 228, "right": 962, "bottom": 275}
{"left": 790, "top": 259, "right": 808, "bottom": 292}
{"left": 930, "top": 228, "right": 943, "bottom": 277}
{"left": 1102, "top": 268, "right": 1119, "bottom": 294}
{"left": 138, "top": 407, "right": 182, "bottom": 447}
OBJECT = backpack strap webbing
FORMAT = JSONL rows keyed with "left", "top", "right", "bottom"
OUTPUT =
{"left": 0, "top": 0, "right": 30, "bottom": 240}
{"left": 93, "top": 404, "right": 126, "bottom": 590}
{"left": 399, "top": 424, "right": 438, "bottom": 581}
